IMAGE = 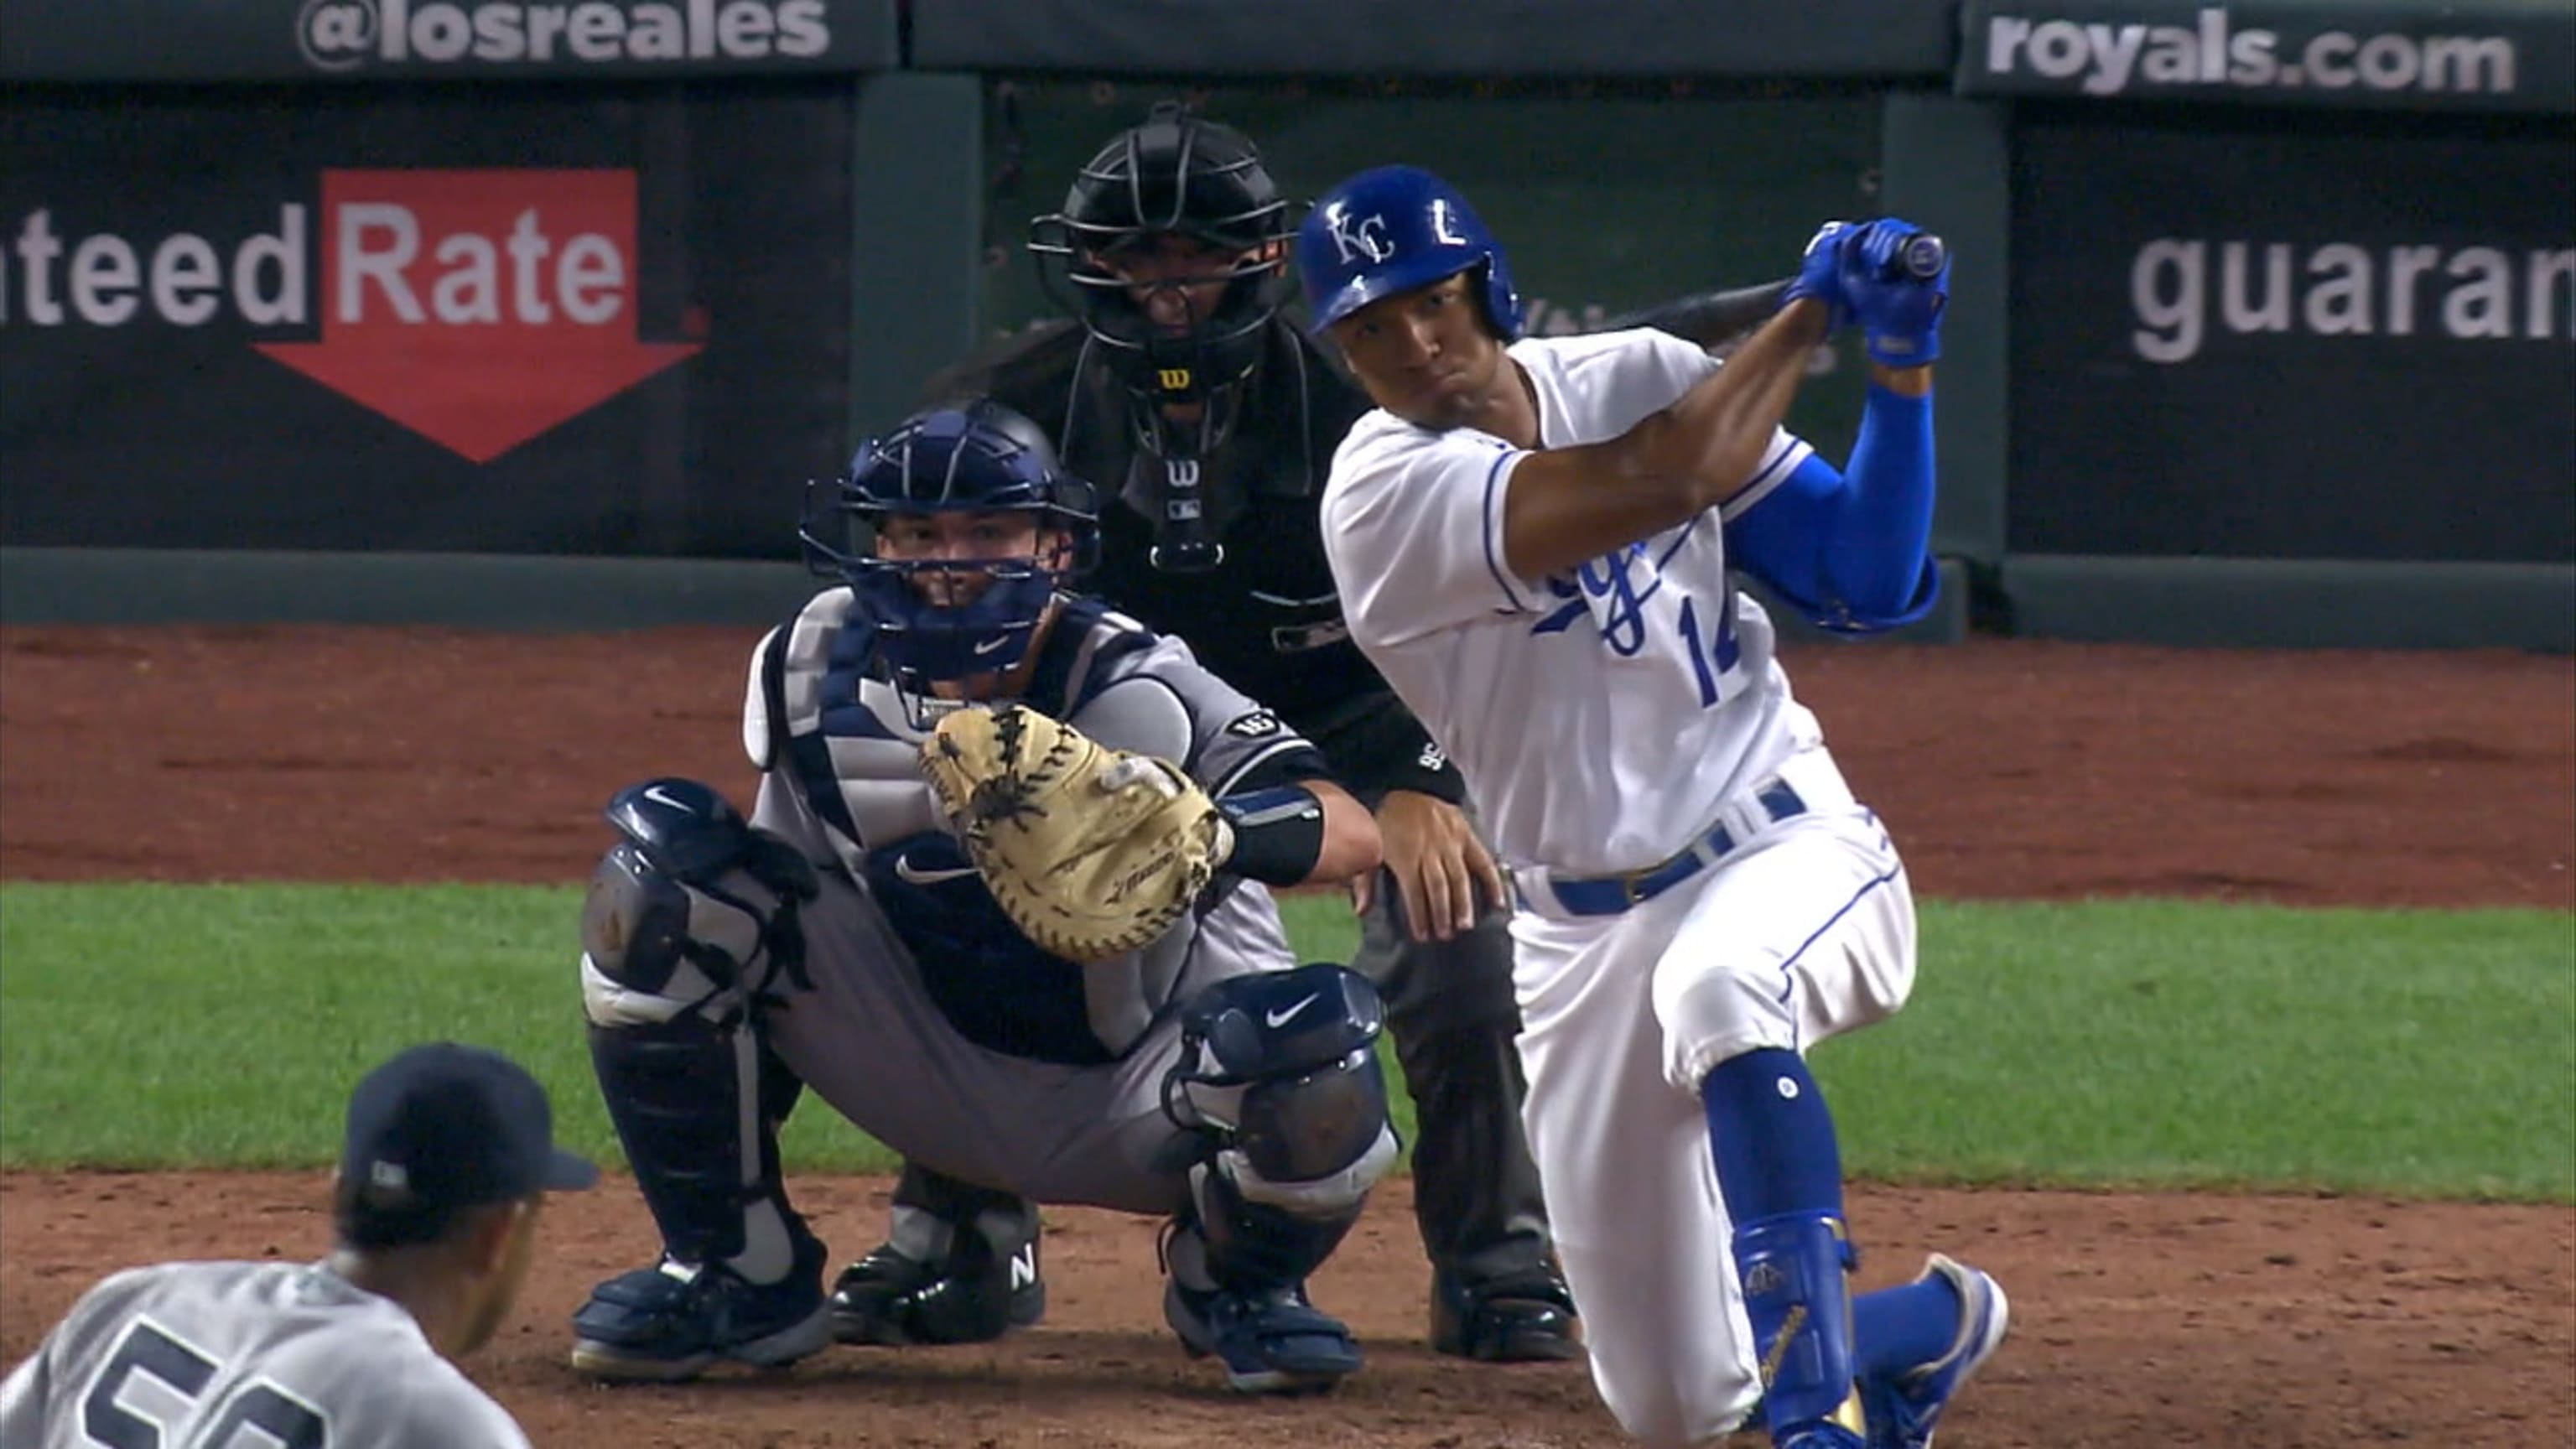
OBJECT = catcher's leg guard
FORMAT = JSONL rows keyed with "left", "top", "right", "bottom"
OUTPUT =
{"left": 1158, "top": 964, "right": 1401, "bottom": 1394}
{"left": 570, "top": 782, "right": 829, "bottom": 1380}
{"left": 1163, "top": 1165, "right": 1374, "bottom": 1395}
{"left": 830, "top": 1161, "right": 1045, "bottom": 1346}
{"left": 572, "top": 1013, "right": 832, "bottom": 1380}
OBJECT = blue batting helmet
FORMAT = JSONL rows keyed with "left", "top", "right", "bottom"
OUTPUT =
{"left": 1295, "top": 165, "right": 1522, "bottom": 340}
{"left": 800, "top": 400, "right": 1101, "bottom": 690}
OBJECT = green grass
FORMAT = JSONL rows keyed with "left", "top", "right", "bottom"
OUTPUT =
{"left": 2, "top": 885, "right": 2568, "bottom": 1201}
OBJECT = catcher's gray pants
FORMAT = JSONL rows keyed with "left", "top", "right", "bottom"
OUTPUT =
{"left": 764, "top": 874, "right": 1204, "bottom": 1216}
{"left": 866, "top": 848, "right": 1557, "bottom": 1282}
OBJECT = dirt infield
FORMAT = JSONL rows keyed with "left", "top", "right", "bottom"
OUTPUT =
{"left": 3, "top": 626, "right": 2570, "bottom": 1447}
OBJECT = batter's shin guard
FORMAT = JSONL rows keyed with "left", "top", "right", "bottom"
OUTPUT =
{"left": 589, "top": 1017, "right": 779, "bottom": 1266}
{"left": 1734, "top": 1212, "right": 1868, "bottom": 1440}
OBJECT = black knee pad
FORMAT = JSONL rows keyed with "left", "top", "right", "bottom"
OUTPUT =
{"left": 1163, "top": 963, "right": 1393, "bottom": 1184}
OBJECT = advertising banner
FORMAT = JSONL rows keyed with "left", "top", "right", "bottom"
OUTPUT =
{"left": 1, "top": 85, "right": 853, "bottom": 557}
{"left": 0, "top": 0, "right": 896, "bottom": 82}
{"left": 2008, "top": 110, "right": 2574, "bottom": 562}
{"left": 1960, "top": 0, "right": 2575, "bottom": 113}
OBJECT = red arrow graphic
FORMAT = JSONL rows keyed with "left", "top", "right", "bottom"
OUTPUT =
{"left": 256, "top": 169, "right": 700, "bottom": 464}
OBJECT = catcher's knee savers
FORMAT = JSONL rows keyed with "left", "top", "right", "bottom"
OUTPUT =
{"left": 1161, "top": 963, "right": 1398, "bottom": 1193}
{"left": 579, "top": 777, "right": 818, "bottom": 1030}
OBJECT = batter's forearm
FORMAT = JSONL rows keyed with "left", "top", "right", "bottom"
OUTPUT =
{"left": 1667, "top": 299, "right": 1833, "bottom": 504}
{"left": 1499, "top": 303, "right": 1831, "bottom": 582}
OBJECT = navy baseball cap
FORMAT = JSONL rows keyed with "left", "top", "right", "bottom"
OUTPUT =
{"left": 338, "top": 1042, "right": 598, "bottom": 1222}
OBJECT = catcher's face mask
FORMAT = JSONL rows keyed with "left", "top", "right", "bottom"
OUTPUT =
{"left": 800, "top": 401, "right": 1101, "bottom": 706}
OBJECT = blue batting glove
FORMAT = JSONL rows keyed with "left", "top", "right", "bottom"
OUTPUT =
{"left": 1778, "top": 221, "right": 1857, "bottom": 328}
{"left": 1840, "top": 218, "right": 1950, "bottom": 367}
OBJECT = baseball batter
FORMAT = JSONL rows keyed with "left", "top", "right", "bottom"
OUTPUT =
{"left": 567, "top": 399, "right": 1401, "bottom": 1394}
{"left": 0, "top": 1042, "right": 594, "bottom": 1449}
{"left": 1297, "top": 167, "right": 2011, "bottom": 1449}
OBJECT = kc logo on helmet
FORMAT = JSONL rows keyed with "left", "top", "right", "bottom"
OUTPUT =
{"left": 1325, "top": 210, "right": 1393, "bottom": 266}
{"left": 297, "top": 0, "right": 831, "bottom": 71}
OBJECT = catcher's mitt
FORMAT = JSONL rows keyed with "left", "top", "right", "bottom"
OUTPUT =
{"left": 919, "top": 704, "right": 1230, "bottom": 964}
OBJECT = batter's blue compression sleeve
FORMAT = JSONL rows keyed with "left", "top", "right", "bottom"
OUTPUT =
{"left": 1723, "top": 384, "right": 1939, "bottom": 632}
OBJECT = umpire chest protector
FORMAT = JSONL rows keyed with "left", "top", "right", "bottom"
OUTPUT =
{"left": 930, "top": 319, "right": 1387, "bottom": 740}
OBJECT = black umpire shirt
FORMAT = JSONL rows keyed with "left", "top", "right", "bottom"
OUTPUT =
{"left": 922, "top": 317, "right": 1468, "bottom": 806}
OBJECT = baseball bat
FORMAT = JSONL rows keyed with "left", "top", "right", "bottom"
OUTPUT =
{"left": 1893, "top": 232, "right": 1948, "bottom": 281}
{"left": 1602, "top": 279, "right": 1792, "bottom": 347}
{"left": 1598, "top": 233, "right": 1947, "bottom": 346}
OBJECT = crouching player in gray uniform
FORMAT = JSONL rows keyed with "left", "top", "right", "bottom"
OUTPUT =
{"left": 567, "top": 398, "right": 1400, "bottom": 1394}
{"left": 1, "top": 1042, "right": 596, "bottom": 1449}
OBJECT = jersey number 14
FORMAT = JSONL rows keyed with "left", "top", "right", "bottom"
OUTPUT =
{"left": 1676, "top": 593, "right": 1744, "bottom": 709}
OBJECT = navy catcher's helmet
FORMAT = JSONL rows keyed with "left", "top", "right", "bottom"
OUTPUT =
{"left": 801, "top": 400, "right": 1102, "bottom": 690}
{"left": 1296, "top": 165, "right": 1523, "bottom": 341}
{"left": 1029, "top": 102, "right": 1296, "bottom": 410}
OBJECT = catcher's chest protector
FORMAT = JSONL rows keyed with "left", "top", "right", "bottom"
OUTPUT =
{"left": 759, "top": 589, "right": 1306, "bottom": 1059}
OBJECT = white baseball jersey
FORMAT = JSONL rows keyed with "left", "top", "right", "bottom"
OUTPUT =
{"left": 1321, "top": 327, "right": 1919, "bottom": 1446}
{"left": 0, "top": 1260, "right": 530, "bottom": 1449}
{"left": 1320, "top": 328, "right": 1818, "bottom": 876}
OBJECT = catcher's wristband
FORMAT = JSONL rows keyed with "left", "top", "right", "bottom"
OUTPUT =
{"left": 1213, "top": 786, "right": 1327, "bottom": 886}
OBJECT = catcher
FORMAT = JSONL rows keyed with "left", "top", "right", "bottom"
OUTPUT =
{"left": 566, "top": 398, "right": 1399, "bottom": 1396}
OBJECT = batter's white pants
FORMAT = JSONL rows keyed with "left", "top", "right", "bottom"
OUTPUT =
{"left": 1507, "top": 752, "right": 1915, "bottom": 1448}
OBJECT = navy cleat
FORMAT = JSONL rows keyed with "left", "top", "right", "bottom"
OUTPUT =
{"left": 1429, "top": 1263, "right": 1582, "bottom": 1363}
{"left": 1164, "top": 1277, "right": 1363, "bottom": 1394}
{"left": 569, "top": 1233, "right": 833, "bottom": 1382}
{"left": 1862, "top": 1254, "right": 2011, "bottom": 1449}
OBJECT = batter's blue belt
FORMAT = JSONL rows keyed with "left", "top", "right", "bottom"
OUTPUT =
{"left": 1524, "top": 780, "right": 1810, "bottom": 918}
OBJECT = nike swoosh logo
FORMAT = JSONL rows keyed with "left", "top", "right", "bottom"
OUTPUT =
{"left": 1264, "top": 992, "right": 1322, "bottom": 1030}
{"left": 972, "top": 636, "right": 1012, "bottom": 656}
{"left": 892, "top": 857, "right": 980, "bottom": 886}
{"left": 641, "top": 783, "right": 688, "bottom": 812}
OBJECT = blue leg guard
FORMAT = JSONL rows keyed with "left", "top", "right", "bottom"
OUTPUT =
{"left": 1163, "top": 1163, "right": 1369, "bottom": 1394}
{"left": 1156, "top": 963, "right": 1399, "bottom": 1394}
{"left": 1736, "top": 1212, "right": 1869, "bottom": 1442}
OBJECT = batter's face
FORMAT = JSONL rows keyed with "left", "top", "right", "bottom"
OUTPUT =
{"left": 1097, "top": 233, "right": 1274, "bottom": 335}
{"left": 873, "top": 511, "right": 1067, "bottom": 608}
{"left": 1326, "top": 273, "right": 1509, "bottom": 432}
